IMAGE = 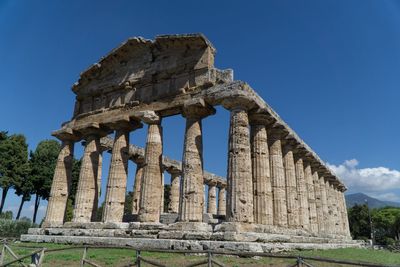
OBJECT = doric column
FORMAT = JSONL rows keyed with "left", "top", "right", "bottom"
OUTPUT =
{"left": 103, "top": 121, "right": 140, "bottom": 223}
{"left": 295, "top": 156, "right": 309, "bottom": 230}
{"left": 73, "top": 131, "right": 104, "bottom": 223}
{"left": 331, "top": 185, "right": 340, "bottom": 234}
{"left": 161, "top": 172, "right": 165, "bottom": 213}
{"left": 319, "top": 175, "right": 329, "bottom": 235}
{"left": 312, "top": 168, "right": 324, "bottom": 234}
{"left": 268, "top": 128, "right": 287, "bottom": 227}
{"left": 217, "top": 186, "right": 226, "bottom": 216}
{"left": 336, "top": 189, "right": 345, "bottom": 235}
{"left": 168, "top": 170, "right": 181, "bottom": 213}
{"left": 207, "top": 182, "right": 217, "bottom": 214}
{"left": 249, "top": 114, "right": 273, "bottom": 225}
{"left": 325, "top": 180, "right": 335, "bottom": 233}
{"left": 43, "top": 137, "right": 76, "bottom": 227}
{"left": 138, "top": 112, "right": 163, "bottom": 223}
{"left": 282, "top": 143, "right": 300, "bottom": 228}
{"left": 304, "top": 161, "right": 318, "bottom": 233}
{"left": 180, "top": 99, "right": 215, "bottom": 222}
{"left": 340, "top": 190, "right": 351, "bottom": 237}
{"left": 131, "top": 162, "right": 144, "bottom": 214}
{"left": 225, "top": 105, "right": 254, "bottom": 223}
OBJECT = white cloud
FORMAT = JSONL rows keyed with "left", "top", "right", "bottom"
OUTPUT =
{"left": 328, "top": 159, "right": 400, "bottom": 200}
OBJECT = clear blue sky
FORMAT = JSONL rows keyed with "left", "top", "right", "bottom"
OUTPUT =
{"left": 1, "top": 0, "right": 400, "bottom": 220}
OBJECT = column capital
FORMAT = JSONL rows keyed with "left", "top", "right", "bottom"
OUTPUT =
{"left": 221, "top": 96, "right": 254, "bottom": 111}
{"left": 103, "top": 116, "right": 143, "bottom": 131}
{"left": 52, "top": 127, "right": 81, "bottom": 142}
{"left": 267, "top": 126, "right": 289, "bottom": 141}
{"left": 74, "top": 122, "right": 110, "bottom": 138}
{"left": 136, "top": 110, "right": 161, "bottom": 124}
{"left": 248, "top": 113, "right": 274, "bottom": 126}
{"left": 182, "top": 98, "right": 215, "bottom": 119}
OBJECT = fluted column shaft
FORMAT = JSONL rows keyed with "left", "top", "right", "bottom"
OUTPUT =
{"left": 131, "top": 163, "right": 144, "bottom": 214}
{"left": 283, "top": 146, "right": 299, "bottom": 228}
{"left": 43, "top": 140, "right": 74, "bottom": 227}
{"left": 304, "top": 162, "right": 318, "bottom": 233}
{"left": 340, "top": 191, "right": 351, "bottom": 237}
{"left": 312, "top": 170, "right": 324, "bottom": 234}
{"left": 336, "top": 189, "right": 345, "bottom": 235}
{"left": 268, "top": 130, "right": 287, "bottom": 227}
{"left": 331, "top": 186, "right": 340, "bottom": 234}
{"left": 319, "top": 176, "right": 329, "bottom": 235}
{"left": 295, "top": 157, "right": 309, "bottom": 230}
{"left": 139, "top": 122, "right": 163, "bottom": 223}
{"left": 161, "top": 172, "right": 165, "bottom": 213}
{"left": 73, "top": 135, "right": 102, "bottom": 223}
{"left": 102, "top": 129, "right": 130, "bottom": 223}
{"left": 207, "top": 184, "right": 217, "bottom": 214}
{"left": 250, "top": 123, "right": 273, "bottom": 225}
{"left": 180, "top": 100, "right": 214, "bottom": 222}
{"left": 168, "top": 172, "right": 181, "bottom": 213}
{"left": 217, "top": 187, "right": 226, "bottom": 216}
{"left": 226, "top": 108, "right": 254, "bottom": 223}
{"left": 325, "top": 180, "right": 335, "bottom": 233}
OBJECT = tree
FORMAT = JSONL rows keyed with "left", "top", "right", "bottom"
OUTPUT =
{"left": 347, "top": 204, "right": 371, "bottom": 240}
{"left": 29, "top": 140, "right": 60, "bottom": 223}
{"left": 372, "top": 207, "right": 400, "bottom": 245}
{"left": 0, "top": 133, "right": 29, "bottom": 214}
{"left": 14, "top": 174, "right": 33, "bottom": 220}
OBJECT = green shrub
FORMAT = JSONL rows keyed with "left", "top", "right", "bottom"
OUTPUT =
{"left": 0, "top": 219, "right": 37, "bottom": 238}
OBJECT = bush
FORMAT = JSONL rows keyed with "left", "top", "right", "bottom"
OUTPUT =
{"left": 0, "top": 219, "right": 37, "bottom": 238}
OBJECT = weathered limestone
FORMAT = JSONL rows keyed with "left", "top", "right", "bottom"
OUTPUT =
{"left": 325, "top": 180, "right": 335, "bottom": 234}
{"left": 168, "top": 171, "right": 181, "bottom": 213}
{"left": 180, "top": 99, "right": 215, "bottom": 222}
{"left": 294, "top": 157, "right": 309, "bottom": 231}
{"left": 304, "top": 161, "right": 318, "bottom": 233}
{"left": 139, "top": 115, "right": 163, "bottom": 223}
{"left": 103, "top": 121, "right": 139, "bottom": 223}
{"left": 340, "top": 191, "right": 351, "bottom": 237}
{"left": 32, "top": 35, "right": 355, "bottom": 250}
{"left": 250, "top": 115, "right": 273, "bottom": 225}
{"left": 43, "top": 140, "right": 75, "bottom": 227}
{"left": 319, "top": 175, "right": 329, "bottom": 235}
{"left": 73, "top": 133, "right": 103, "bottom": 223}
{"left": 312, "top": 169, "right": 324, "bottom": 234}
{"left": 225, "top": 105, "right": 254, "bottom": 223}
{"left": 282, "top": 144, "right": 299, "bottom": 228}
{"left": 268, "top": 129, "right": 287, "bottom": 227}
{"left": 207, "top": 182, "right": 217, "bottom": 214}
{"left": 131, "top": 163, "right": 144, "bottom": 214}
{"left": 217, "top": 186, "right": 226, "bottom": 216}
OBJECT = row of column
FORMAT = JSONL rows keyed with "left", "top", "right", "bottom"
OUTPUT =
{"left": 225, "top": 104, "right": 350, "bottom": 237}
{"left": 44, "top": 100, "right": 350, "bottom": 238}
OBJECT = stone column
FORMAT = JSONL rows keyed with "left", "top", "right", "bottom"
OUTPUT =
{"left": 319, "top": 175, "right": 329, "bottom": 235}
{"left": 336, "top": 189, "right": 345, "bottom": 235}
{"left": 295, "top": 156, "right": 309, "bottom": 230}
{"left": 73, "top": 133, "right": 103, "bottom": 223}
{"left": 217, "top": 186, "right": 226, "bottom": 216}
{"left": 340, "top": 190, "right": 351, "bottom": 237}
{"left": 331, "top": 185, "right": 340, "bottom": 234}
{"left": 282, "top": 143, "right": 300, "bottom": 228}
{"left": 139, "top": 113, "right": 163, "bottom": 223}
{"left": 250, "top": 114, "right": 273, "bottom": 225}
{"left": 43, "top": 139, "right": 75, "bottom": 227}
{"left": 325, "top": 180, "right": 335, "bottom": 233}
{"left": 161, "top": 172, "right": 165, "bottom": 213}
{"left": 312, "top": 169, "right": 325, "bottom": 234}
{"left": 304, "top": 161, "right": 318, "bottom": 233}
{"left": 226, "top": 106, "right": 254, "bottom": 223}
{"left": 131, "top": 162, "right": 144, "bottom": 214}
{"left": 103, "top": 121, "right": 140, "bottom": 223}
{"left": 268, "top": 129, "right": 287, "bottom": 227}
{"left": 180, "top": 99, "right": 215, "bottom": 222}
{"left": 207, "top": 182, "right": 217, "bottom": 214}
{"left": 168, "top": 170, "right": 181, "bottom": 213}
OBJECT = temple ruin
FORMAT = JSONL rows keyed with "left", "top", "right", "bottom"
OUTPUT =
{"left": 22, "top": 34, "right": 360, "bottom": 252}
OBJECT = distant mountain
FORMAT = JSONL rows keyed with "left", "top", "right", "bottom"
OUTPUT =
{"left": 345, "top": 193, "right": 400, "bottom": 209}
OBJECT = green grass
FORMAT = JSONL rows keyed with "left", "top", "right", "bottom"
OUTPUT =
{"left": 1, "top": 242, "right": 399, "bottom": 266}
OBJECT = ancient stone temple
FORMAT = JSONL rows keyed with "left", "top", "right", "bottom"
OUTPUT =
{"left": 22, "top": 34, "right": 359, "bottom": 252}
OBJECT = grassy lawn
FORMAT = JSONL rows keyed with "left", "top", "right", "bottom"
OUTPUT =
{"left": 0, "top": 242, "right": 399, "bottom": 266}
